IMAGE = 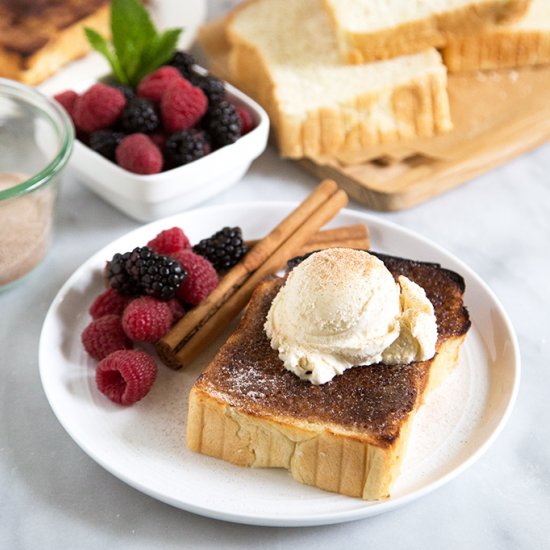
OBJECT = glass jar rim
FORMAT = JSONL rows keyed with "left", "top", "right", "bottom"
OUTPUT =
{"left": 0, "top": 78, "right": 74, "bottom": 201}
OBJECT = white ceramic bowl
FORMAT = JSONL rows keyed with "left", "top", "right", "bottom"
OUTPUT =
{"left": 69, "top": 76, "right": 269, "bottom": 222}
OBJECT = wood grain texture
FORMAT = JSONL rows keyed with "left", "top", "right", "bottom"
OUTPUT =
{"left": 299, "top": 65, "right": 550, "bottom": 210}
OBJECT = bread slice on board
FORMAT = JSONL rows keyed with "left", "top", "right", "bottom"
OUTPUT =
{"left": 0, "top": 0, "right": 110, "bottom": 85}
{"left": 187, "top": 252, "right": 470, "bottom": 500}
{"left": 225, "top": 0, "right": 453, "bottom": 163}
{"left": 443, "top": 0, "right": 550, "bottom": 72}
{"left": 323, "top": 0, "right": 532, "bottom": 64}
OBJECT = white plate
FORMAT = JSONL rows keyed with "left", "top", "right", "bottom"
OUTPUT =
{"left": 39, "top": 0, "right": 207, "bottom": 95}
{"left": 39, "top": 204, "right": 520, "bottom": 527}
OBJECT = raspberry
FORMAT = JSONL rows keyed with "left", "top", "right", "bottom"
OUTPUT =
{"left": 161, "top": 79, "right": 207, "bottom": 133}
{"left": 89, "top": 288, "right": 131, "bottom": 319}
{"left": 81, "top": 315, "right": 132, "bottom": 360}
{"left": 115, "top": 134, "right": 163, "bottom": 174}
{"left": 171, "top": 249, "right": 219, "bottom": 306}
{"left": 149, "top": 132, "right": 167, "bottom": 150}
{"left": 120, "top": 98, "right": 160, "bottom": 134}
{"left": 54, "top": 90, "right": 79, "bottom": 121}
{"left": 166, "top": 298, "right": 185, "bottom": 324}
{"left": 73, "top": 83, "right": 126, "bottom": 133}
{"left": 147, "top": 227, "right": 190, "bottom": 255}
{"left": 121, "top": 296, "right": 173, "bottom": 342}
{"left": 165, "top": 130, "right": 211, "bottom": 167}
{"left": 137, "top": 66, "right": 183, "bottom": 102}
{"left": 235, "top": 105, "right": 255, "bottom": 135}
{"left": 96, "top": 350, "right": 157, "bottom": 406}
{"left": 89, "top": 130, "right": 126, "bottom": 161}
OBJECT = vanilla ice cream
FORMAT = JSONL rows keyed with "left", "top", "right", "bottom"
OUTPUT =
{"left": 265, "top": 249, "right": 438, "bottom": 384}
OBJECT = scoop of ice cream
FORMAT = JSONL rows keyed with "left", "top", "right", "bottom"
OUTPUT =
{"left": 382, "top": 275, "right": 438, "bottom": 365}
{"left": 265, "top": 249, "right": 438, "bottom": 384}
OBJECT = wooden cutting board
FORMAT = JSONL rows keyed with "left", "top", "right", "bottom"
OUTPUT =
{"left": 298, "top": 66, "right": 550, "bottom": 210}
{"left": 197, "top": 20, "right": 550, "bottom": 211}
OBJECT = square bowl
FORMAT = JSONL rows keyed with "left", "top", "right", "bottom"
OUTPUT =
{"left": 68, "top": 75, "right": 269, "bottom": 222}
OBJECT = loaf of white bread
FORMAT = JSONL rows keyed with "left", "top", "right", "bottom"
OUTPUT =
{"left": 206, "top": 0, "right": 542, "bottom": 164}
{"left": 323, "top": 0, "right": 531, "bottom": 63}
{"left": 443, "top": 0, "right": 550, "bottom": 71}
{"left": 226, "top": 0, "right": 453, "bottom": 162}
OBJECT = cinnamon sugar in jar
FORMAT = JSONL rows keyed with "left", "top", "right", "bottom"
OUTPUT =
{"left": 0, "top": 79, "right": 73, "bottom": 288}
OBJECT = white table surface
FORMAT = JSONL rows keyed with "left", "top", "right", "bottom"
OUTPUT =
{"left": 2, "top": 2, "right": 550, "bottom": 548}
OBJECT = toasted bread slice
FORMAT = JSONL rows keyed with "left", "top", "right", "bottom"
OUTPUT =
{"left": 225, "top": 0, "right": 452, "bottom": 162}
{"left": 0, "top": 0, "right": 110, "bottom": 85}
{"left": 323, "top": 0, "right": 532, "bottom": 64}
{"left": 443, "top": 0, "right": 550, "bottom": 72}
{"left": 187, "top": 252, "right": 470, "bottom": 500}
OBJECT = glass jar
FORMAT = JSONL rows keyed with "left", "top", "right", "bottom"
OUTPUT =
{"left": 0, "top": 78, "right": 73, "bottom": 288}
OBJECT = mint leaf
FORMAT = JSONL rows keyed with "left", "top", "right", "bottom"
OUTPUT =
{"left": 111, "top": 0, "right": 156, "bottom": 75}
{"left": 85, "top": 0, "right": 184, "bottom": 87}
{"left": 134, "top": 28, "right": 183, "bottom": 83}
{"left": 85, "top": 28, "right": 127, "bottom": 84}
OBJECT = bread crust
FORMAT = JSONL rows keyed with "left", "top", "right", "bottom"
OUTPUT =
{"left": 323, "top": 0, "right": 532, "bottom": 63}
{"left": 187, "top": 253, "right": 470, "bottom": 500}
{"left": 0, "top": 1, "right": 110, "bottom": 84}
{"left": 443, "top": 27, "right": 550, "bottom": 72}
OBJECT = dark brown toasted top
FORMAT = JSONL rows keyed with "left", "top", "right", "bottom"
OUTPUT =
{"left": 0, "top": 0, "right": 109, "bottom": 57}
{"left": 195, "top": 253, "right": 470, "bottom": 446}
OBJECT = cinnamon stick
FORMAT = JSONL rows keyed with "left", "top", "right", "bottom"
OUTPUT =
{"left": 157, "top": 180, "right": 342, "bottom": 368}
{"left": 170, "top": 188, "right": 349, "bottom": 367}
{"left": 245, "top": 223, "right": 369, "bottom": 249}
{"left": 295, "top": 237, "right": 370, "bottom": 258}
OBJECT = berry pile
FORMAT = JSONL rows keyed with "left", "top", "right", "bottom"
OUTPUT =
{"left": 54, "top": 51, "right": 256, "bottom": 175}
{"left": 82, "top": 224, "right": 250, "bottom": 406}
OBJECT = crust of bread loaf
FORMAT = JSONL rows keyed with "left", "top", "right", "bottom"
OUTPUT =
{"left": 323, "top": 0, "right": 532, "bottom": 64}
{"left": 187, "top": 333, "right": 466, "bottom": 500}
{"left": 226, "top": 3, "right": 452, "bottom": 160}
{"left": 443, "top": 28, "right": 550, "bottom": 72}
{"left": 0, "top": 4, "right": 110, "bottom": 85}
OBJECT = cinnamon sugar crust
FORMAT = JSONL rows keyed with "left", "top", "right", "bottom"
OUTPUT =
{"left": 194, "top": 252, "right": 470, "bottom": 445}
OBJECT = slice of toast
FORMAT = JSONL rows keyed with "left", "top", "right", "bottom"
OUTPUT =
{"left": 225, "top": 0, "right": 452, "bottom": 163}
{"left": 187, "top": 252, "right": 471, "bottom": 500}
{"left": 0, "top": 0, "right": 110, "bottom": 85}
{"left": 323, "top": 0, "right": 532, "bottom": 64}
{"left": 442, "top": 0, "right": 550, "bottom": 72}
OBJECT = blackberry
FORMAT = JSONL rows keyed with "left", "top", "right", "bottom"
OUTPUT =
{"left": 165, "top": 130, "right": 211, "bottom": 167}
{"left": 168, "top": 50, "right": 196, "bottom": 80}
{"left": 106, "top": 246, "right": 186, "bottom": 300}
{"left": 120, "top": 97, "right": 160, "bottom": 134}
{"left": 89, "top": 130, "right": 125, "bottom": 161}
{"left": 287, "top": 251, "right": 317, "bottom": 272}
{"left": 193, "top": 227, "right": 247, "bottom": 272}
{"left": 110, "top": 83, "right": 135, "bottom": 101}
{"left": 191, "top": 74, "right": 225, "bottom": 103}
{"left": 203, "top": 100, "right": 242, "bottom": 148}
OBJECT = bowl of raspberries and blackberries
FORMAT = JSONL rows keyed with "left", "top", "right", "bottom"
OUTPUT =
{"left": 54, "top": 51, "right": 257, "bottom": 175}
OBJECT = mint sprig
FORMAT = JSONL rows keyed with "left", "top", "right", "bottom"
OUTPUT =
{"left": 85, "top": 0, "right": 183, "bottom": 87}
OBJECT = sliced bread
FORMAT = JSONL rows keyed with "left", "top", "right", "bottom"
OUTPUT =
{"left": 443, "top": 0, "right": 550, "bottom": 71}
{"left": 187, "top": 253, "right": 470, "bottom": 500}
{"left": 226, "top": 0, "right": 452, "bottom": 162}
{"left": 0, "top": 0, "right": 110, "bottom": 85}
{"left": 323, "top": 0, "right": 532, "bottom": 63}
